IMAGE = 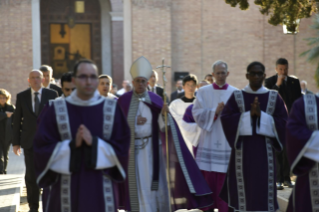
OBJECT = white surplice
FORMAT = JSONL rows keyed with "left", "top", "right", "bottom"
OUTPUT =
{"left": 192, "top": 84, "right": 237, "bottom": 173}
{"left": 134, "top": 101, "right": 169, "bottom": 212}
{"left": 169, "top": 98, "right": 196, "bottom": 156}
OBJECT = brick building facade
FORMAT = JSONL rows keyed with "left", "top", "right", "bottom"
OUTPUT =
{"left": 0, "top": 0, "right": 317, "bottom": 103}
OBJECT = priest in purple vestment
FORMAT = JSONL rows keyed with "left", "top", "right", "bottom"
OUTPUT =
{"left": 33, "top": 59, "right": 130, "bottom": 212}
{"left": 117, "top": 56, "right": 213, "bottom": 212}
{"left": 286, "top": 94, "right": 319, "bottom": 212}
{"left": 220, "top": 62, "right": 287, "bottom": 212}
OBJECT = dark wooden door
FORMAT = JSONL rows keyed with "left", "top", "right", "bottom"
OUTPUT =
{"left": 40, "top": 0, "right": 102, "bottom": 79}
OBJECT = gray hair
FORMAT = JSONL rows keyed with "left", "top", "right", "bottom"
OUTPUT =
{"left": 212, "top": 60, "right": 228, "bottom": 73}
{"left": 301, "top": 80, "right": 307, "bottom": 86}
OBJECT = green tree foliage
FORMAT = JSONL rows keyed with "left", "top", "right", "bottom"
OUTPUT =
{"left": 225, "top": 0, "right": 317, "bottom": 33}
{"left": 301, "top": 14, "right": 319, "bottom": 87}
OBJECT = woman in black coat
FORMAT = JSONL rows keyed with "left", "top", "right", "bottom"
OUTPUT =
{"left": 0, "top": 88, "right": 15, "bottom": 174}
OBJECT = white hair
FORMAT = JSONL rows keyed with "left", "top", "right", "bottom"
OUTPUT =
{"left": 212, "top": 60, "right": 228, "bottom": 73}
{"left": 301, "top": 80, "right": 307, "bottom": 86}
{"left": 29, "top": 69, "right": 43, "bottom": 77}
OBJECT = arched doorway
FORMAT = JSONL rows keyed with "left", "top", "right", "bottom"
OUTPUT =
{"left": 40, "top": 0, "right": 104, "bottom": 78}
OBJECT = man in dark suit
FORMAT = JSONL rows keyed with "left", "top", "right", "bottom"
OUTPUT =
{"left": 148, "top": 70, "right": 169, "bottom": 102}
{"left": 170, "top": 79, "right": 184, "bottom": 102}
{"left": 13, "top": 70, "right": 58, "bottom": 212}
{"left": 39, "top": 65, "right": 63, "bottom": 96}
{"left": 265, "top": 58, "right": 302, "bottom": 190}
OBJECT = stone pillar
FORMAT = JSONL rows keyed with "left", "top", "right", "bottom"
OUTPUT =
{"left": 123, "top": 0, "right": 133, "bottom": 81}
{"left": 32, "top": 0, "right": 41, "bottom": 69}
{"left": 100, "top": 0, "right": 112, "bottom": 75}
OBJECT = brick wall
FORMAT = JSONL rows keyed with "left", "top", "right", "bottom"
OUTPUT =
{"left": 131, "top": 0, "right": 318, "bottom": 96}
{"left": 131, "top": 1, "right": 172, "bottom": 94}
{"left": 0, "top": 0, "right": 33, "bottom": 104}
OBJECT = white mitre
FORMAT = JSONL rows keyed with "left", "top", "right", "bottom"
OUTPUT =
{"left": 130, "top": 56, "right": 153, "bottom": 80}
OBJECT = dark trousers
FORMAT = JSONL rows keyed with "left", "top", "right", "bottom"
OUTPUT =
{"left": 24, "top": 147, "right": 40, "bottom": 210}
{"left": 0, "top": 140, "right": 10, "bottom": 174}
{"left": 276, "top": 147, "right": 291, "bottom": 183}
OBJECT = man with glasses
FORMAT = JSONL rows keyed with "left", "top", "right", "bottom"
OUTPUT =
{"left": 118, "top": 56, "right": 213, "bottom": 212}
{"left": 33, "top": 59, "right": 130, "bottom": 212}
{"left": 192, "top": 61, "right": 237, "bottom": 212}
{"left": 12, "top": 70, "right": 58, "bottom": 212}
{"left": 220, "top": 62, "right": 288, "bottom": 212}
{"left": 265, "top": 58, "right": 302, "bottom": 190}
{"left": 59, "top": 72, "right": 76, "bottom": 98}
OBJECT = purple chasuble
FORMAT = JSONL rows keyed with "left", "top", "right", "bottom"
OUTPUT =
{"left": 286, "top": 95, "right": 319, "bottom": 212}
{"left": 118, "top": 91, "right": 213, "bottom": 211}
{"left": 220, "top": 90, "right": 287, "bottom": 211}
{"left": 183, "top": 104, "right": 195, "bottom": 123}
{"left": 34, "top": 100, "right": 130, "bottom": 212}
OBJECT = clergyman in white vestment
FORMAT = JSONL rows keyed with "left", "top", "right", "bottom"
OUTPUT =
{"left": 192, "top": 61, "right": 237, "bottom": 212}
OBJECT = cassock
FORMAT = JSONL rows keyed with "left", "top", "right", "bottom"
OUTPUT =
{"left": 33, "top": 90, "right": 130, "bottom": 212}
{"left": 220, "top": 85, "right": 287, "bottom": 212}
{"left": 169, "top": 96, "right": 196, "bottom": 156}
{"left": 286, "top": 94, "right": 319, "bottom": 212}
{"left": 192, "top": 83, "right": 237, "bottom": 211}
{"left": 118, "top": 91, "right": 213, "bottom": 212}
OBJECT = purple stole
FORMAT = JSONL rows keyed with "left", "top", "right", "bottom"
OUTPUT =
{"left": 118, "top": 91, "right": 214, "bottom": 211}
{"left": 118, "top": 91, "right": 162, "bottom": 211}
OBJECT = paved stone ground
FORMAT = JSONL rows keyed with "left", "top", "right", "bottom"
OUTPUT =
{"left": 0, "top": 147, "right": 292, "bottom": 212}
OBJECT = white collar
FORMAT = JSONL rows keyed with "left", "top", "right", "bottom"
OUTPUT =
{"left": 43, "top": 83, "right": 50, "bottom": 89}
{"left": 65, "top": 90, "right": 104, "bottom": 106}
{"left": 243, "top": 85, "right": 269, "bottom": 94}
{"left": 31, "top": 87, "right": 43, "bottom": 95}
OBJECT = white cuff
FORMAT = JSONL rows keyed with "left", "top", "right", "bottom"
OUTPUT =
{"left": 239, "top": 111, "right": 252, "bottom": 136}
{"left": 96, "top": 138, "right": 126, "bottom": 179}
{"left": 304, "top": 131, "right": 319, "bottom": 163}
{"left": 50, "top": 140, "right": 71, "bottom": 175}
{"left": 256, "top": 111, "right": 276, "bottom": 138}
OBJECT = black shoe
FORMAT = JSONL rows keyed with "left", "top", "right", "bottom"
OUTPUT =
{"left": 277, "top": 182, "right": 284, "bottom": 190}
{"left": 284, "top": 181, "right": 294, "bottom": 188}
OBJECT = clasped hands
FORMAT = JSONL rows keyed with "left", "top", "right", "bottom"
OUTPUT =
{"left": 250, "top": 97, "right": 261, "bottom": 117}
{"left": 75, "top": 124, "right": 93, "bottom": 148}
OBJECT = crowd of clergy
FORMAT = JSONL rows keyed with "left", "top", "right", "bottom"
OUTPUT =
{"left": 0, "top": 56, "right": 318, "bottom": 212}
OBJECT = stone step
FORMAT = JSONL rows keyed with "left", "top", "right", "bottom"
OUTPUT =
{"left": 0, "top": 175, "right": 24, "bottom": 212}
